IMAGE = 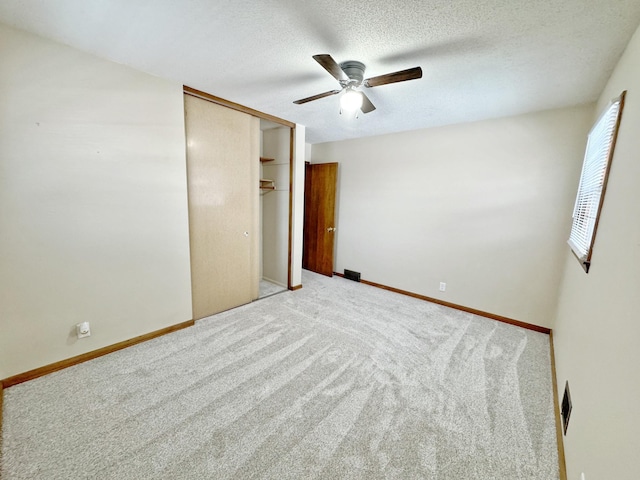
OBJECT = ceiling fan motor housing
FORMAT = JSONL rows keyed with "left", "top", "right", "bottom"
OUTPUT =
{"left": 340, "top": 60, "right": 365, "bottom": 86}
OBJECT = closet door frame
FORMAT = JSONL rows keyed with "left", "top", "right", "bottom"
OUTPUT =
{"left": 183, "top": 86, "right": 296, "bottom": 290}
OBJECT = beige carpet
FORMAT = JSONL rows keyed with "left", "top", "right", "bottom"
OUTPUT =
{"left": 1, "top": 270, "right": 558, "bottom": 479}
{"left": 258, "top": 279, "right": 287, "bottom": 299}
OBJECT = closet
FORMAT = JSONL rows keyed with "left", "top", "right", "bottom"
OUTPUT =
{"left": 183, "top": 88, "right": 295, "bottom": 319}
{"left": 259, "top": 123, "right": 292, "bottom": 297}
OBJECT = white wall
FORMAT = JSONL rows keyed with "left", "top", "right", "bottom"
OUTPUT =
{"left": 552, "top": 24, "right": 640, "bottom": 480}
{"left": 261, "top": 127, "right": 290, "bottom": 286}
{"left": 0, "top": 24, "right": 193, "bottom": 378}
{"left": 311, "top": 105, "right": 594, "bottom": 328}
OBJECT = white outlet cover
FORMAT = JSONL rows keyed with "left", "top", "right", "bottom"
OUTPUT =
{"left": 76, "top": 322, "right": 91, "bottom": 338}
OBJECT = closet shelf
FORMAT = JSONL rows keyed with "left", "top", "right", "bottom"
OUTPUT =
{"left": 260, "top": 157, "right": 275, "bottom": 163}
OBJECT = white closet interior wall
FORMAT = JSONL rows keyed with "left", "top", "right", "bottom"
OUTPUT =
{"left": 260, "top": 124, "right": 291, "bottom": 287}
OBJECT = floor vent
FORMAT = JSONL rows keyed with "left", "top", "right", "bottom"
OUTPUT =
{"left": 561, "top": 381, "right": 572, "bottom": 435}
{"left": 344, "top": 269, "right": 361, "bottom": 282}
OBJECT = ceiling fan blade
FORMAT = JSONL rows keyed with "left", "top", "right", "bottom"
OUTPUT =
{"left": 360, "top": 92, "right": 376, "bottom": 113}
{"left": 293, "top": 89, "right": 341, "bottom": 105}
{"left": 313, "top": 54, "right": 348, "bottom": 82}
{"left": 364, "top": 66, "right": 422, "bottom": 88}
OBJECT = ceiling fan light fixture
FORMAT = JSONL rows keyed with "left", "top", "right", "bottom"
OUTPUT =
{"left": 340, "top": 88, "right": 363, "bottom": 113}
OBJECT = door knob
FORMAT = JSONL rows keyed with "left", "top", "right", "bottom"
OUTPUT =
{"left": 244, "top": 231, "right": 249, "bottom": 237}
{"left": 327, "top": 227, "right": 336, "bottom": 232}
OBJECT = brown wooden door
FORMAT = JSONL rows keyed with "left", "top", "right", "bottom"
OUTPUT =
{"left": 184, "top": 94, "right": 259, "bottom": 320}
{"left": 303, "top": 162, "right": 338, "bottom": 277}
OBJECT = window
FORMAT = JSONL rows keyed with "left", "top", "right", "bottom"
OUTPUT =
{"left": 568, "top": 91, "right": 627, "bottom": 273}
{"left": 568, "top": 91, "right": 626, "bottom": 273}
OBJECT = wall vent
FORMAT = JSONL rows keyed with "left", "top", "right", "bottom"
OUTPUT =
{"left": 344, "top": 269, "right": 361, "bottom": 282}
{"left": 561, "top": 381, "right": 572, "bottom": 435}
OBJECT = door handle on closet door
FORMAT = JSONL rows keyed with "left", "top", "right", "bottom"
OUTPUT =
{"left": 244, "top": 231, "right": 249, "bottom": 237}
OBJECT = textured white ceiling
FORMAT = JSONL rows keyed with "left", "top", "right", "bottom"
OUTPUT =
{"left": 1, "top": 0, "right": 639, "bottom": 143}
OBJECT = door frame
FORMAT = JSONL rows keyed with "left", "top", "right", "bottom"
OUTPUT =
{"left": 183, "top": 86, "right": 297, "bottom": 290}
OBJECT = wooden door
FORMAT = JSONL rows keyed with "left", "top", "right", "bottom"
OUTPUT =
{"left": 303, "top": 162, "right": 338, "bottom": 277}
{"left": 184, "top": 94, "right": 259, "bottom": 319}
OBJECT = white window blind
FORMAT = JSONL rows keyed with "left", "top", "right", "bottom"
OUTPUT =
{"left": 568, "top": 91, "right": 625, "bottom": 272}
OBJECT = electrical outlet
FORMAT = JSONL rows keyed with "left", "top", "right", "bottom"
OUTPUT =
{"left": 581, "top": 473, "right": 586, "bottom": 480}
{"left": 439, "top": 282, "right": 446, "bottom": 292}
{"left": 76, "top": 322, "right": 91, "bottom": 339}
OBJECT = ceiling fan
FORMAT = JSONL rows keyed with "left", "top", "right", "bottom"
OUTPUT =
{"left": 293, "top": 54, "right": 422, "bottom": 114}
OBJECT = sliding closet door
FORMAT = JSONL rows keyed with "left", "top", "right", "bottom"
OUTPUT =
{"left": 184, "top": 94, "right": 259, "bottom": 319}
